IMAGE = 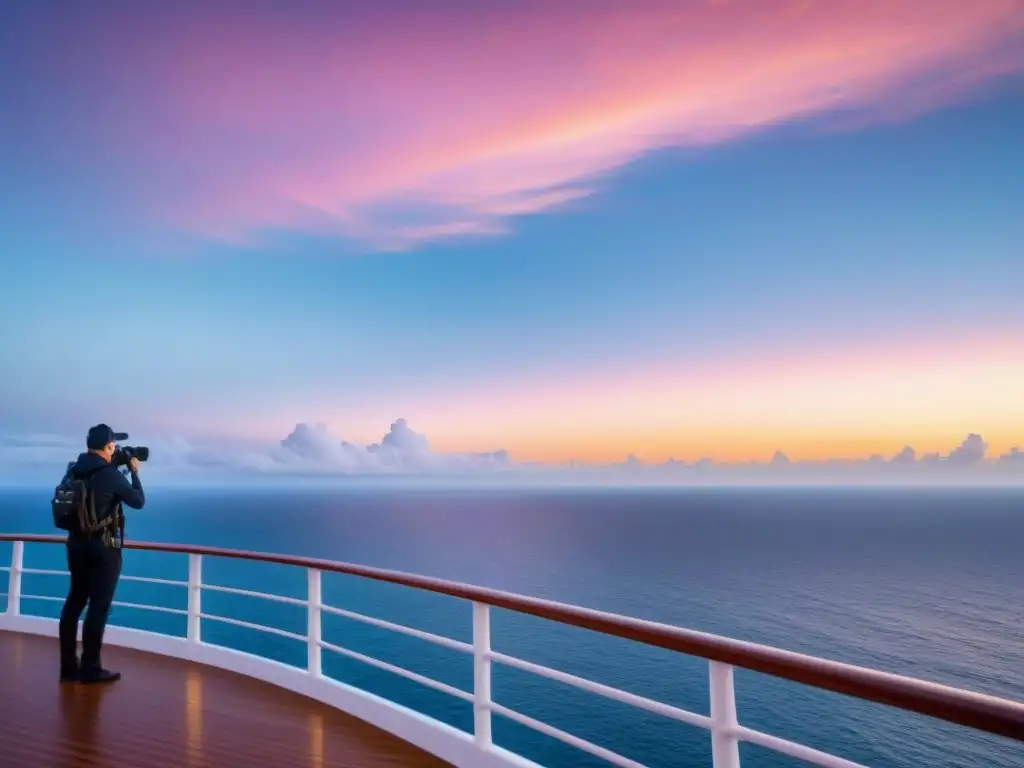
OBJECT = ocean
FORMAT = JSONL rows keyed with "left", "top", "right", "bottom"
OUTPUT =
{"left": 1, "top": 487, "right": 1022, "bottom": 767}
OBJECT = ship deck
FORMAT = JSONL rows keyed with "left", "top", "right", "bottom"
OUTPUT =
{"left": 4, "top": 534, "right": 1024, "bottom": 768}
{"left": 1, "top": 631, "right": 451, "bottom": 768}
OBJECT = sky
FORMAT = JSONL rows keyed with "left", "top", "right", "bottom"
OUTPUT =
{"left": 1, "top": 0, "right": 1023, "bottom": 483}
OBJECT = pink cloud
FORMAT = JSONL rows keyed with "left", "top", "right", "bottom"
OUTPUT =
{"left": 19, "top": 0, "right": 1024, "bottom": 249}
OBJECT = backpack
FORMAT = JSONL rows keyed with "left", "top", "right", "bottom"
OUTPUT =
{"left": 51, "top": 463, "right": 109, "bottom": 533}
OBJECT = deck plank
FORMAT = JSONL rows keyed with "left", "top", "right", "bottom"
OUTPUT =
{"left": 1, "top": 631, "right": 453, "bottom": 768}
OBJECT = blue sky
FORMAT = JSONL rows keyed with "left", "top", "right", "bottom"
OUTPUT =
{"left": 1, "top": 1, "right": 1022, "bottom": 481}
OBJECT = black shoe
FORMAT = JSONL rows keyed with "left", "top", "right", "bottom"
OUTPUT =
{"left": 59, "top": 668, "right": 79, "bottom": 683}
{"left": 79, "top": 668, "right": 121, "bottom": 684}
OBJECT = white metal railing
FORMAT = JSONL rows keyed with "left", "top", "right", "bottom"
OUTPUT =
{"left": 2, "top": 536, "right": 1021, "bottom": 768}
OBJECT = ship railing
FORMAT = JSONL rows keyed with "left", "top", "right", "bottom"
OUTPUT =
{"left": 2, "top": 534, "right": 1022, "bottom": 768}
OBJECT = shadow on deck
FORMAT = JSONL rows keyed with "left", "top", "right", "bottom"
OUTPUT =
{"left": 1, "top": 631, "right": 452, "bottom": 768}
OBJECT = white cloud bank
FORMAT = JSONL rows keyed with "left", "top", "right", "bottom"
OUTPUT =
{"left": 0, "top": 420, "right": 1022, "bottom": 487}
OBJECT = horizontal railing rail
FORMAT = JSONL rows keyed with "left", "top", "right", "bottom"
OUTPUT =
{"left": 2, "top": 533, "right": 1023, "bottom": 768}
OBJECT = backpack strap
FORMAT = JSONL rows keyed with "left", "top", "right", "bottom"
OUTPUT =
{"left": 73, "top": 464, "right": 109, "bottom": 534}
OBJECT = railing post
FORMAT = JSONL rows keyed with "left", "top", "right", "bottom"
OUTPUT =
{"left": 472, "top": 601, "right": 492, "bottom": 749}
{"left": 187, "top": 554, "right": 202, "bottom": 643}
{"left": 307, "top": 568, "right": 322, "bottom": 677}
{"left": 6, "top": 541, "right": 23, "bottom": 616}
{"left": 709, "top": 661, "right": 741, "bottom": 768}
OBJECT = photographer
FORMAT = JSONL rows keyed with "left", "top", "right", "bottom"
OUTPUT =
{"left": 58, "top": 423, "right": 146, "bottom": 684}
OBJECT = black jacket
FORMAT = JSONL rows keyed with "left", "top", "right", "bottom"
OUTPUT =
{"left": 67, "top": 452, "right": 145, "bottom": 537}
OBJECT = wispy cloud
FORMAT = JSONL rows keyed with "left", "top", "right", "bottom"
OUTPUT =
{"left": 6, "top": 0, "right": 1024, "bottom": 251}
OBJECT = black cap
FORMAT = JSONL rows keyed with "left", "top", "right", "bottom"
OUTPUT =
{"left": 86, "top": 423, "right": 129, "bottom": 450}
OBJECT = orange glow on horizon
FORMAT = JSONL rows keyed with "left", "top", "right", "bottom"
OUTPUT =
{"left": 202, "top": 333, "right": 1024, "bottom": 465}
{"left": 413, "top": 333, "right": 1024, "bottom": 463}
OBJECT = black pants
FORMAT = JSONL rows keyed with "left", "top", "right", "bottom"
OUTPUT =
{"left": 59, "top": 536, "right": 122, "bottom": 673}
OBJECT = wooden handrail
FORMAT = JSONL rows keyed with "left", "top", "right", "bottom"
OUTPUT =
{"left": 4, "top": 533, "right": 1023, "bottom": 743}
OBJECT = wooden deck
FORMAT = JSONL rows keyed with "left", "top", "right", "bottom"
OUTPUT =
{"left": 1, "top": 631, "right": 452, "bottom": 768}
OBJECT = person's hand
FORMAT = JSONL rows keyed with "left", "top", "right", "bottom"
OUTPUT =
{"left": 128, "top": 457, "right": 141, "bottom": 474}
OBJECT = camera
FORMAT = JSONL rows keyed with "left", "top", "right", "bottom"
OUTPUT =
{"left": 112, "top": 445, "right": 150, "bottom": 467}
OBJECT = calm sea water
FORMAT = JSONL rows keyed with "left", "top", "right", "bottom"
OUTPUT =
{"left": 1, "top": 487, "right": 1022, "bottom": 767}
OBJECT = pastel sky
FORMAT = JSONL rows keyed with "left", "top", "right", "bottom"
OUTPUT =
{"left": 1, "top": 0, "right": 1023, "bottom": 477}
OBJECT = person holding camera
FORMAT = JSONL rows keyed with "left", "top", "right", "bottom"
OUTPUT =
{"left": 57, "top": 423, "right": 146, "bottom": 684}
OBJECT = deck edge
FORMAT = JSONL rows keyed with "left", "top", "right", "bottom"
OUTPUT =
{"left": 0, "top": 616, "right": 541, "bottom": 768}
